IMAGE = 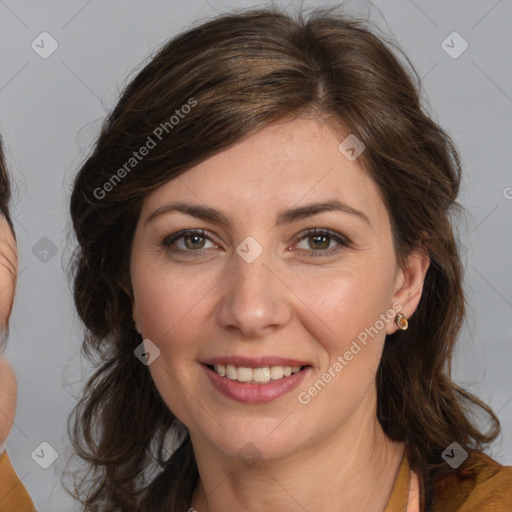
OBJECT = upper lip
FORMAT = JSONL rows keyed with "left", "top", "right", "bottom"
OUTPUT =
{"left": 202, "top": 356, "right": 311, "bottom": 368}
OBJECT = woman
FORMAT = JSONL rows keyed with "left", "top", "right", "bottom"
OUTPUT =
{"left": 0, "top": 138, "right": 36, "bottom": 511}
{"left": 68, "top": 7, "right": 512, "bottom": 511}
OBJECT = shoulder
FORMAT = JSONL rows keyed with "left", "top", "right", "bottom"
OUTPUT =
{"left": 0, "top": 451, "right": 37, "bottom": 511}
{"left": 431, "top": 450, "right": 512, "bottom": 511}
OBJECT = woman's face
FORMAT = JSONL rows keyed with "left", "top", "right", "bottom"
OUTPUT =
{"left": 0, "top": 215, "right": 18, "bottom": 446}
{"left": 130, "top": 118, "right": 426, "bottom": 463}
{"left": 0, "top": 215, "right": 17, "bottom": 334}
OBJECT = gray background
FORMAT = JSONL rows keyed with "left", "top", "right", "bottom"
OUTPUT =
{"left": 0, "top": 0, "right": 510, "bottom": 510}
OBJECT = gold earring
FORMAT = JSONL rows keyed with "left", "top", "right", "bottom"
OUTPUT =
{"left": 395, "top": 312, "right": 408, "bottom": 330}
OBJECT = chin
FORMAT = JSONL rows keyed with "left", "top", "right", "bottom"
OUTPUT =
{"left": 188, "top": 413, "right": 310, "bottom": 464}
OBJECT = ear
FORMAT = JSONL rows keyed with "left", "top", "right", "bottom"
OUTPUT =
{"left": 386, "top": 247, "right": 430, "bottom": 335}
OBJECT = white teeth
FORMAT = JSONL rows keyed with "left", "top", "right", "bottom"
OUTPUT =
{"left": 269, "top": 366, "right": 284, "bottom": 380}
{"left": 237, "top": 367, "right": 253, "bottom": 382}
{"left": 212, "top": 364, "right": 303, "bottom": 383}
{"left": 253, "top": 367, "right": 271, "bottom": 384}
{"left": 226, "top": 364, "right": 237, "bottom": 379}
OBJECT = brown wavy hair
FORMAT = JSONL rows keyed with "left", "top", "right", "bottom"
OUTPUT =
{"left": 67, "top": 5, "right": 500, "bottom": 511}
{"left": 0, "top": 139, "right": 13, "bottom": 225}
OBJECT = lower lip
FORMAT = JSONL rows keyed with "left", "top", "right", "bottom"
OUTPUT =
{"left": 202, "top": 364, "right": 311, "bottom": 404}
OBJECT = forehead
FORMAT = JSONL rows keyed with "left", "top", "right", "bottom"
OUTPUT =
{"left": 141, "top": 118, "right": 385, "bottom": 225}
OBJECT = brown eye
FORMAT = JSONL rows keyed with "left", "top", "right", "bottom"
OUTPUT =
{"left": 161, "top": 229, "right": 216, "bottom": 254}
{"left": 294, "top": 229, "right": 350, "bottom": 257}
{"left": 308, "top": 234, "right": 331, "bottom": 250}
{"left": 183, "top": 233, "right": 207, "bottom": 250}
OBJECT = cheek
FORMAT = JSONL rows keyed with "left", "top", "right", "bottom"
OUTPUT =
{"left": 131, "top": 269, "right": 216, "bottom": 419}
{"left": 298, "top": 261, "right": 395, "bottom": 349}
{"left": 0, "top": 270, "right": 15, "bottom": 328}
{"left": 0, "top": 230, "right": 17, "bottom": 329}
{"left": 131, "top": 263, "right": 224, "bottom": 380}
{"left": 291, "top": 267, "right": 394, "bottom": 428}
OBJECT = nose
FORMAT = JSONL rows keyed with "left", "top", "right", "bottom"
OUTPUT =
{"left": 216, "top": 246, "right": 292, "bottom": 340}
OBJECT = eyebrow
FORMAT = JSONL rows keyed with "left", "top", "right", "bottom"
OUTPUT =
{"left": 145, "top": 199, "right": 370, "bottom": 227}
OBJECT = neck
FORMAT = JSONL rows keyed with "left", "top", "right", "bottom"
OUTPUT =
{"left": 190, "top": 391, "right": 405, "bottom": 512}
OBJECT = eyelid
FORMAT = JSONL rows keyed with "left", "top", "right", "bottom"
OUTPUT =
{"left": 293, "top": 227, "right": 351, "bottom": 245}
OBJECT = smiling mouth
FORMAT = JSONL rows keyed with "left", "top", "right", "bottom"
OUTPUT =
{"left": 205, "top": 364, "right": 309, "bottom": 384}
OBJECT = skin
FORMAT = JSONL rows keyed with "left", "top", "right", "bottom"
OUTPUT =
{"left": 0, "top": 214, "right": 18, "bottom": 448}
{"left": 130, "top": 118, "right": 430, "bottom": 512}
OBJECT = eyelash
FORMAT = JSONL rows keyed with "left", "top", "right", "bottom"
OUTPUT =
{"left": 159, "top": 228, "right": 351, "bottom": 258}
